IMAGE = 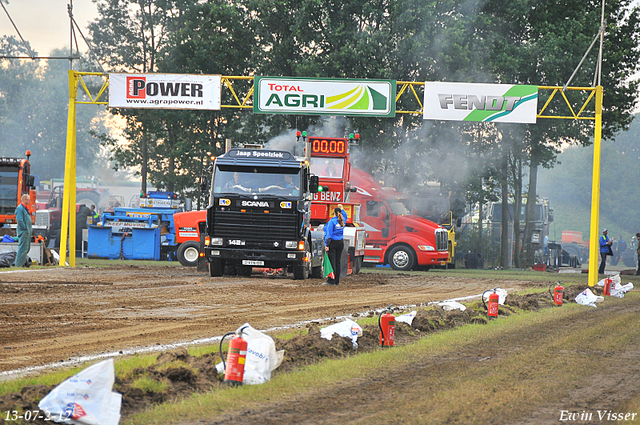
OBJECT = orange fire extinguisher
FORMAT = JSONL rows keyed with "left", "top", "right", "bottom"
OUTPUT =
{"left": 603, "top": 278, "right": 612, "bottom": 296}
{"left": 482, "top": 289, "right": 500, "bottom": 317}
{"left": 219, "top": 326, "right": 248, "bottom": 386}
{"left": 378, "top": 304, "right": 395, "bottom": 347}
{"left": 549, "top": 283, "right": 564, "bottom": 306}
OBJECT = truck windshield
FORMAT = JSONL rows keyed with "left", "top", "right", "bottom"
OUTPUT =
{"left": 310, "top": 158, "right": 344, "bottom": 179}
{"left": 388, "top": 200, "right": 411, "bottom": 216}
{"left": 0, "top": 167, "right": 19, "bottom": 215}
{"left": 213, "top": 166, "right": 301, "bottom": 197}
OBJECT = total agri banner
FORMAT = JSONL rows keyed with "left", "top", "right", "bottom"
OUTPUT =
{"left": 253, "top": 77, "right": 396, "bottom": 117}
{"left": 109, "top": 73, "right": 222, "bottom": 110}
{"left": 423, "top": 82, "right": 538, "bottom": 124}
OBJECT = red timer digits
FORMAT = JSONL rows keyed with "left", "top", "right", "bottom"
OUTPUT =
{"left": 310, "top": 138, "right": 346, "bottom": 155}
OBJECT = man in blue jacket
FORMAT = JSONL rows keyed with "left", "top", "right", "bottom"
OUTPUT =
{"left": 598, "top": 228, "right": 613, "bottom": 275}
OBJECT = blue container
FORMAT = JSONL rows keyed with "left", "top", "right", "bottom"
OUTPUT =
{"left": 88, "top": 225, "right": 161, "bottom": 260}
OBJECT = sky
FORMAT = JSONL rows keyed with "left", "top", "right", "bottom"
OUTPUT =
{"left": 0, "top": 0, "right": 97, "bottom": 56}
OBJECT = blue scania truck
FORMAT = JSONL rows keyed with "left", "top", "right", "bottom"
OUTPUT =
{"left": 204, "top": 148, "right": 324, "bottom": 279}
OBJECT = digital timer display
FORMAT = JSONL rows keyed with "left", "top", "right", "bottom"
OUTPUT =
{"left": 309, "top": 138, "right": 347, "bottom": 155}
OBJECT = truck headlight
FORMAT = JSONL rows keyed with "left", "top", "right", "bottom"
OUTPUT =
{"left": 285, "top": 241, "right": 298, "bottom": 249}
{"left": 418, "top": 245, "right": 435, "bottom": 251}
{"left": 210, "top": 237, "right": 223, "bottom": 246}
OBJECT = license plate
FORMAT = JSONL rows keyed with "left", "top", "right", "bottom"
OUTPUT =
{"left": 242, "top": 260, "right": 264, "bottom": 266}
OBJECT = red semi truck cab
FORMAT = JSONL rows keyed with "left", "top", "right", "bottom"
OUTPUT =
{"left": 349, "top": 168, "right": 449, "bottom": 271}
{"left": 0, "top": 151, "right": 36, "bottom": 227}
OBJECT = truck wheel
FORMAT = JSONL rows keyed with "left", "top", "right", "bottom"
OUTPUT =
{"left": 353, "top": 256, "right": 363, "bottom": 274}
{"left": 311, "top": 260, "right": 324, "bottom": 278}
{"left": 209, "top": 259, "right": 224, "bottom": 277}
{"left": 76, "top": 191, "right": 101, "bottom": 210}
{"left": 237, "top": 265, "right": 253, "bottom": 276}
{"left": 177, "top": 241, "right": 200, "bottom": 267}
{"left": 294, "top": 255, "right": 310, "bottom": 280}
{"left": 388, "top": 245, "right": 415, "bottom": 271}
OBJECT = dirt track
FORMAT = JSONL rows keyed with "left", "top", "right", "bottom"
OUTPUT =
{"left": 0, "top": 265, "right": 534, "bottom": 374}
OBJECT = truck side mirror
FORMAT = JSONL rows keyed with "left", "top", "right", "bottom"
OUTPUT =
{"left": 310, "top": 175, "right": 319, "bottom": 193}
{"left": 456, "top": 217, "right": 462, "bottom": 227}
{"left": 199, "top": 176, "right": 208, "bottom": 193}
{"left": 548, "top": 208, "right": 554, "bottom": 222}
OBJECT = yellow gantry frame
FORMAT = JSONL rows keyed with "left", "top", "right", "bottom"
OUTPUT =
{"left": 62, "top": 73, "right": 602, "bottom": 286}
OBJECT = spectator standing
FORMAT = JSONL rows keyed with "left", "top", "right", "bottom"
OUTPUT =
{"left": 323, "top": 205, "right": 348, "bottom": 285}
{"left": 598, "top": 228, "right": 613, "bottom": 275}
{"left": 14, "top": 194, "right": 32, "bottom": 267}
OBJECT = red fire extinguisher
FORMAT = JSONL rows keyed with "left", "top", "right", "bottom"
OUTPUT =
{"left": 549, "top": 283, "right": 564, "bottom": 306}
{"left": 482, "top": 289, "right": 500, "bottom": 317}
{"left": 603, "top": 278, "right": 612, "bottom": 296}
{"left": 219, "top": 327, "right": 248, "bottom": 386}
{"left": 378, "top": 304, "right": 395, "bottom": 347}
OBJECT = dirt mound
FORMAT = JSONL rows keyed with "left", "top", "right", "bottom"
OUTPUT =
{"left": 0, "top": 284, "right": 591, "bottom": 421}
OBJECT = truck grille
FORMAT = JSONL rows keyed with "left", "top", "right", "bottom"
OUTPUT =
{"left": 435, "top": 229, "right": 448, "bottom": 252}
{"left": 213, "top": 210, "right": 298, "bottom": 245}
{"left": 35, "top": 210, "right": 51, "bottom": 227}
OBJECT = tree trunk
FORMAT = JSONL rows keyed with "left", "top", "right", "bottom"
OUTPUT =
{"left": 523, "top": 159, "right": 539, "bottom": 267}
{"left": 500, "top": 178, "right": 510, "bottom": 269}
{"left": 500, "top": 150, "right": 510, "bottom": 268}
{"left": 141, "top": 133, "right": 148, "bottom": 194}
{"left": 512, "top": 156, "right": 523, "bottom": 269}
{"left": 476, "top": 197, "right": 484, "bottom": 258}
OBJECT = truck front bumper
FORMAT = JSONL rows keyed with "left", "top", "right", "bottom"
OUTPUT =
{"left": 205, "top": 247, "right": 308, "bottom": 268}
{"left": 415, "top": 250, "right": 449, "bottom": 266}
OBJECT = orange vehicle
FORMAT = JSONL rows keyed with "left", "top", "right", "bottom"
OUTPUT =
{"left": 173, "top": 209, "right": 207, "bottom": 266}
{"left": 0, "top": 151, "right": 36, "bottom": 228}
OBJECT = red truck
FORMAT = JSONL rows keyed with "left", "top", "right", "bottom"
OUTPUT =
{"left": 0, "top": 151, "right": 37, "bottom": 229}
{"left": 348, "top": 168, "right": 450, "bottom": 271}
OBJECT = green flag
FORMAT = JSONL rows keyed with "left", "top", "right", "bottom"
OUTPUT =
{"left": 323, "top": 252, "right": 334, "bottom": 279}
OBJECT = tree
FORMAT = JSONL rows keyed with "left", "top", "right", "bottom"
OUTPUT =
{"left": 0, "top": 41, "right": 107, "bottom": 180}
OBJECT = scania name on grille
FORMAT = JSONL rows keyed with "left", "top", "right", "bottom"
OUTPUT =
{"left": 241, "top": 200, "right": 269, "bottom": 207}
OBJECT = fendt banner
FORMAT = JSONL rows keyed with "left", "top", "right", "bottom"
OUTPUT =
{"left": 109, "top": 73, "right": 222, "bottom": 110}
{"left": 423, "top": 82, "right": 538, "bottom": 124}
{"left": 254, "top": 77, "right": 396, "bottom": 117}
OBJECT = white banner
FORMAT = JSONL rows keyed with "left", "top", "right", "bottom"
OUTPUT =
{"left": 423, "top": 82, "right": 538, "bottom": 124}
{"left": 109, "top": 73, "right": 222, "bottom": 110}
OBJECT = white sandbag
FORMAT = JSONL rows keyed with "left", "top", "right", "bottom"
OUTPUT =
{"left": 320, "top": 319, "right": 362, "bottom": 348}
{"left": 482, "top": 288, "right": 508, "bottom": 305}
{"left": 575, "top": 288, "right": 604, "bottom": 308}
{"left": 396, "top": 311, "right": 417, "bottom": 325}
{"left": 237, "top": 323, "right": 283, "bottom": 385}
{"left": 610, "top": 282, "right": 634, "bottom": 298}
{"left": 38, "top": 358, "right": 121, "bottom": 425}
{"left": 598, "top": 274, "right": 621, "bottom": 287}
{"left": 620, "top": 282, "right": 634, "bottom": 293}
{"left": 437, "top": 301, "right": 467, "bottom": 312}
{"left": 215, "top": 324, "right": 284, "bottom": 385}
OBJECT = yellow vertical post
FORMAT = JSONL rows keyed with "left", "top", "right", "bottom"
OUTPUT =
{"left": 588, "top": 85, "right": 603, "bottom": 286}
{"left": 60, "top": 70, "right": 78, "bottom": 267}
